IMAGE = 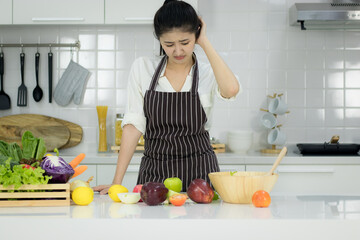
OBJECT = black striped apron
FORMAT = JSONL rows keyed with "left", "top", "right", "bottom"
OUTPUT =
{"left": 137, "top": 55, "right": 220, "bottom": 191}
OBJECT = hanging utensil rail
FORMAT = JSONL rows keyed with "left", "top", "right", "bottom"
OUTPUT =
{"left": 0, "top": 41, "right": 80, "bottom": 49}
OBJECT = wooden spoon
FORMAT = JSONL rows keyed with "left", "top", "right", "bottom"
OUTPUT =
{"left": 266, "top": 146, "right": 287, "bottom": 176}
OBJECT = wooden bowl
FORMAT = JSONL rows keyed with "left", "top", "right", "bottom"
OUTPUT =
{"left": 208, "top": 171, "right": 278, "bottom": 204}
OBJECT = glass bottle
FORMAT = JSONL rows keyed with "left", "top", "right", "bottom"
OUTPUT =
{"left": 115, "top": 113, "right": 124, "bottom": 146}
{"left": 96, "top": 106, "right": 108, "bottom": 152}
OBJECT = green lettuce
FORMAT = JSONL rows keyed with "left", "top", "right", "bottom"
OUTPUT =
{"left": 35, "top": 138, "right": 46, "bottom": 160}
{"left": 21, "top": 131, "right": 38, "bottom": 160}
{"left": 0, "top": 140, "right": 10, "bottom": 156}
{"left": 0, "top": 156, "right": 18, "bottom": 169}
{"left": 9, "top": 143, "right": 22, "bottom": 162}
{"left": 0, "top": 140, "right": 21, "bottom": 166}
{"left": 21, "top": 131, "right": 46, "bottom": 161}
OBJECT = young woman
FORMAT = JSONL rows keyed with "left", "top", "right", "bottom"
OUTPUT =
{"left": 93, "top": 0, "right": 240, "bottom": 194}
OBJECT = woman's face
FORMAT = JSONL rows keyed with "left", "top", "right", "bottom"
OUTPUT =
{"left": 159, "top": 29, "right": 196, "bottom": 65}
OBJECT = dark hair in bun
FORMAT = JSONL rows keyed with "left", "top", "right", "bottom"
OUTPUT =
{"left": 154, "top": 0, "right": 201, "bottom": 55}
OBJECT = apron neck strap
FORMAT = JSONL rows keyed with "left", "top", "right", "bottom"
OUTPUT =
{"left": 191, "top": 55, "right": 199, "bottom": 94}
{"left": 149, "top": 55, "right": 167, "bottom": 91}
{"left": 149, "top": 54, "right": 199, "bottom": 94}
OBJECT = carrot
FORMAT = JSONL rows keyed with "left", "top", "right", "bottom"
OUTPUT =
{"left": 69, "top": 153, "right": 86, "bottom": 169}
{"left": 72, "top": 165, "right": 88, "bottom": 179}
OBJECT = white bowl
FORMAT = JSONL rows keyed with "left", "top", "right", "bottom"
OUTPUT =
{"left": 227, "top": 130, "right": 253, "bottom": 153}
{"left": 227, "top": 138, "right": 252, "bottom": 154}
{"left": 117, "top": 192, "right": 141, "bottom": 204}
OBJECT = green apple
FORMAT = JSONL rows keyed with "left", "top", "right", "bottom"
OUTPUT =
{"left": 164, "top": 177, "right": 182, "bottom": 193}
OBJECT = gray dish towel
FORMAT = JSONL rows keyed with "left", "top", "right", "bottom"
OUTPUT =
{"left": 54, "top": 60, "right": 90, "bottom": 106}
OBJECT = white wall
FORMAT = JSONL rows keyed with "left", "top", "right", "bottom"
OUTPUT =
{"left": 1, "top": 0, "right": 360, "bottom": 154}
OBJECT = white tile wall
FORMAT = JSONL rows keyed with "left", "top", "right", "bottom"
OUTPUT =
{"left": 1, "top": 0, "right": 360, "bottom": 154}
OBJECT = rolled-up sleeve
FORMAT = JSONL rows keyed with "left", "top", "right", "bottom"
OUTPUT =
{"left": 121, "top": 58, "right": 147, "bottom": 134}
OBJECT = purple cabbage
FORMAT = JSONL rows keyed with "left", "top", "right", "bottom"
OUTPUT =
{"left": 40, "top": 156, "right": 74, "bottom": 183}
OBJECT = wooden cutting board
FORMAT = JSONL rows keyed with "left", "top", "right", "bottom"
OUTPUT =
{"left": 0, "top": 114, "right": 81, "bottom": 150}
{"left": 55, "top": 118, "right": 83, "bottom": 149}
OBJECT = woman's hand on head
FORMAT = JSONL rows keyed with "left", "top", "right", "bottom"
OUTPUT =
{"left": 196, "top": 17, "right": 208, "bottom": 47}
{"left": 92, "top": 184, "right": 112, "bottom": 195}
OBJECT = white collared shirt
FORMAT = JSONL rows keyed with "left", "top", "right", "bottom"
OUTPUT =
{"left": 122, "top": 56, "right": 240, "bottom": 134}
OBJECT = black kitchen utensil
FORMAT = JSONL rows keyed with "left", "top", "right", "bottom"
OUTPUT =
{"left": 17, "top": 52, "right": 27, "bottom": 106}
{"left": 0, "top": 52, "right": 11, "bottom": 110}
{"left": 48, "top": 51, "right": 53, "bottom": 103}
{"left": 33, "top": 52, "right": 43, "bottom": 102}
{"left": 297, "top": 143, "right": 360, "bottom": 156}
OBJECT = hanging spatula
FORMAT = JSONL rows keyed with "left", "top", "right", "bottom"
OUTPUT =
{"left": 17, "top": 52, "right": 27, "bottom": 107}
{"left": 0, "top": 51, "right": 11, "bottom": 110}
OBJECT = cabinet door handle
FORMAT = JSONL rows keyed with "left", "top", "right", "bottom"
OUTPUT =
{"left": 277, "top": 168, "right": 335, "bottom": 173}
{"left": 124, "top": 17, "right": 153, "bottom": 21}
{"left": 32, "top": 18, "right": 85, "bottom": 22}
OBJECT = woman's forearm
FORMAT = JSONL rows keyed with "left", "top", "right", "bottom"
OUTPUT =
{"left": 200, "top": 38, "right": 240, "bottom": 98}
{"left": 112, "top": 124, "right": 142, "bottom": 185}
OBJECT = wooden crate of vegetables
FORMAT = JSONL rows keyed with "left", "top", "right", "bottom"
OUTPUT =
{"left": 0, "top": 184, "right": 70, "bottom": 207}
{"left": 0, "top": 131, "right": 87, "bottom": 207}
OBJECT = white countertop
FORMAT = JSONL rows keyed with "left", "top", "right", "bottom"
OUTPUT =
{"left": 1, "top": 193, "right": 360, "bottom": 240}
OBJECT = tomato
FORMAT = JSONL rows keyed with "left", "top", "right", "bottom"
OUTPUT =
{"left": 169, "top": 193, "right": 187, "bottom": 206}
{"left": 132, "top": 184, "right": 143, "bottom": 193}
{"left": 133, "top": 184, "right": 143, "bottom": 202}
{"left": 22, "top": 164, "right": 35, "bottom": 170}
{"left": 252, "top": 190, "right": 271, "bottom": 208}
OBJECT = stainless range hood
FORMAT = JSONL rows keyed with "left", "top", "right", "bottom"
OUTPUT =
{"left": 290, "top": 0, "right": 360, "bottom": 30}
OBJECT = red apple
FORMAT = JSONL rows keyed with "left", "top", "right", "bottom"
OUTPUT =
{"left": 140, "top": 182, "right": 168, "bottom": 206}
{"left": 133, "top": 184, "right": 143, "bottom": 202}
{"left": 187, "top": 179, "right": 214, "bottom": 204}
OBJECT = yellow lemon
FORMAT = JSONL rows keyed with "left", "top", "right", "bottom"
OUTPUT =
{"left": 108, "top": 184, "right": 128, "bottom": 202}
{"left": 72, "top": 187, "right": 94, "bottom": 206}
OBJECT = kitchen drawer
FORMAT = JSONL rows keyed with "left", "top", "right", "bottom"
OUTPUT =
{"left": 246, "top": 165, "right": 360, "bottom": 195}
{"left": 97, "top": 165, "right": 139, "bottom": 190}
{"left": 105, "top": 0, "right": 198, "bottom": 24}
{"left": 13, "top": 0, "right": 104, "bottom": 24}
{"left": 0, "top": 0, "right": 12, "bottom": 24}
{"left": 71, "top": 165, "right": 97, "bottom": 187}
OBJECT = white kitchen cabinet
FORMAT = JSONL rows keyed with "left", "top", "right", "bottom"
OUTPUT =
{"left": 0, "top": 0, "right": 12, "bottom": 24}
{"left": 71, "top": 165, "right": 97, "bottom": 187}
{"left": 246, "top": 165, "right": 360, "bottom": 195}
{"left": 105, "top": 0, "right": 198, "bottom": 24}
{"left": 97, "top": 165, "right": 116, "bottom": 186}
{"left": 97, "top": 164, "right": 140, "bottom": 190}
{"left": 13, "top": 0, "right": 104, "bottom": 24}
